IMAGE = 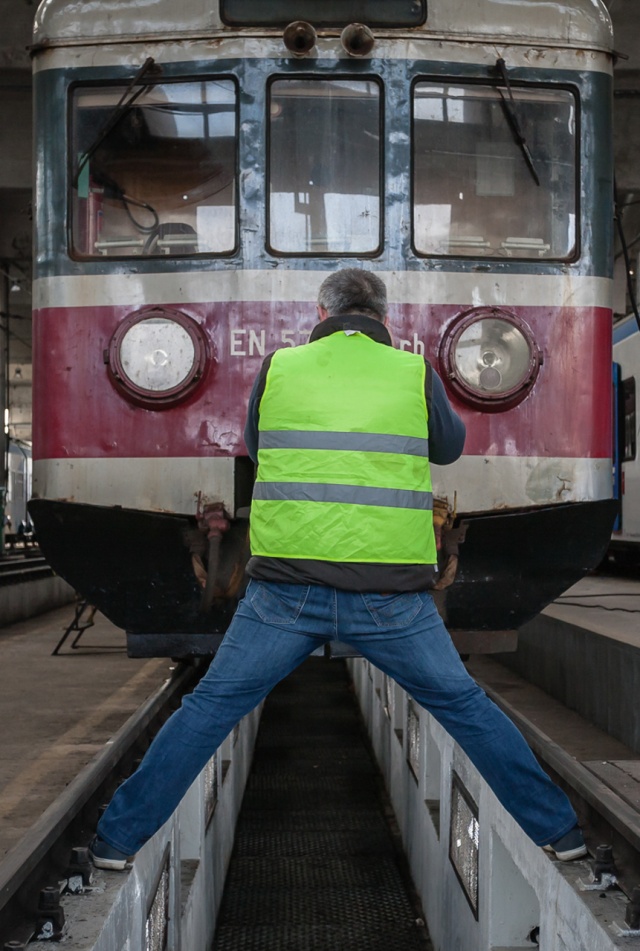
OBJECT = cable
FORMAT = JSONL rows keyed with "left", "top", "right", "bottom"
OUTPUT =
{"left": 90, "top": 171, "right": 159, "bottom": 234}
{"left": 614, "top": 179, "right": 640, "bottom": 332}
{"left": 555, "top": 592, "right": 640, "bottom": 599}
{"left": 122, "top": 194, "right": 159, "bottom": 234}
{"left": 553, "top": 602, "right": 640, "bottom": 613}
{"left": 73, "top": 57, "right": 158, "bottom": 188}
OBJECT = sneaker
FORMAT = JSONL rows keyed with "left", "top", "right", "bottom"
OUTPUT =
{"left": 89, "top": 836, "right": 134, "bottom": 871}
{"left": 543, "top": 826, "right": 588, "bottom": 861}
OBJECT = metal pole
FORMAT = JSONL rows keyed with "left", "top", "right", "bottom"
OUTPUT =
{"left": 0, "top": 273, "right": 8, "bottom": 551}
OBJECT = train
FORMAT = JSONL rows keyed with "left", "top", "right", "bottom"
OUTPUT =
{"left": 5, "top": 440, "right": 32, "bottom": 538}
{"left": 28, "top": 0, "right": 618, "bottom": 657}
{"left": 611, "top": 315, "right": 640, "bottom": 565}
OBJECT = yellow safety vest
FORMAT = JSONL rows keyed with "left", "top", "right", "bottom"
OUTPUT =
{"left": 251, "top": 330, "right": 436, "bottom": 566}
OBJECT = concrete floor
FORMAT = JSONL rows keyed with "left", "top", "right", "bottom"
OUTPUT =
{"left": 541, "top": 573, "right": 640, "bottom": 647}
{"left": 0, "top": 604, "right": 171, "bottom": 857}
{"left": 468, "top": 574, "right": 640, "bottom": 761}
{"left": 487, "top": 573, "right": 640, "bottom": 756}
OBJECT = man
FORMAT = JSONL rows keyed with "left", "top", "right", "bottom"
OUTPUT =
{"left": 91, "top": 268, "right": 586, "bottom": 870}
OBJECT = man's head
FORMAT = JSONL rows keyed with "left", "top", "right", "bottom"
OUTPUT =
{"left": 317, "top": 268, "right": 388, "bottom": 322}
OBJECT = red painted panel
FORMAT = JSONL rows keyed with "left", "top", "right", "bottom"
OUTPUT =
{"left": 393, "top": 302, "right": 613, "bottom": 459}
{"left": 32, "top": 300, "right": 612, "bottom": 460}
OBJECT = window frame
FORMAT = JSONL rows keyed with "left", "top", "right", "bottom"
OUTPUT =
{"left": 410, "top": 76, "right": 581, "bottom": 263}
{"left": 265, "top": 73, "right": 385, "bottom": 258}
{"left": 67, "top": 75, "right": 240, "bottom": 262}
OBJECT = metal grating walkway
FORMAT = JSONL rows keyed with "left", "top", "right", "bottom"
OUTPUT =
{"left": 212, "top": 658, "right": 432, "bottom": 951}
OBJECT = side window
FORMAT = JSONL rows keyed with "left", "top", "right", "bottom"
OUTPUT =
{"left": 268, "top": 79, "right": 381, "bottom": 254}
{"left": 413, "top": 82, "right": 577, "bottom": 260}
{"left": 70, "top": 79, "right": 237, "bottom": 258}
{"left": 623, "top": 377, "right": 636, "bottom": 462}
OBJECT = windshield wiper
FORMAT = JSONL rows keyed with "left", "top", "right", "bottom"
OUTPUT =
{"left": 495, "top": 57, "right": 540, "bottom": 187}
{"left": 73, "top": 57, "right": 159, "bottom": 189}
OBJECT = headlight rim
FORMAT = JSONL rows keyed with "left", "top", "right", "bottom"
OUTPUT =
{"left": 107, "top": 305, "right": 209, "bottom": 409}
{"left": 439, "top": 306, "right": 542, "bottom": 412}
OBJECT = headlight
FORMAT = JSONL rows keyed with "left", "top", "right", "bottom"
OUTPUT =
{"left": 440, "top": 308, "right": 542, "bottom": 411}
{"left": 107, "top": 307, "right": 209, "bottom": 407}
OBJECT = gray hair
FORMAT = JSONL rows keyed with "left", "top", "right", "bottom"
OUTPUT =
{"left": 317, "top": 268, "right": 388, "bottom": 321}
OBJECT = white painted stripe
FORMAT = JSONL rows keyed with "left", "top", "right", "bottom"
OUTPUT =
{"left": 431, "top": 454, "right": 612, "bottom": 510}
{"left": 33, "top": 270, "right": 612, "bottom": 311}
{"left": 32, "top": 456, "right": 237, "bottom": 517}
{"left": 33, "top": 37, "right": 612, "bottom": 74}
{"left": 33, "top": 453, "right": 612, "bottom": 517}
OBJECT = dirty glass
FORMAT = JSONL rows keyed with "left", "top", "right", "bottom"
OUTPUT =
{"left": 413, "top": 83, "right": 576, "bottom": 259}
{"left": 269, "top": 79, "right": 381, "bottom": 254}
{"left": 450, "top": 774, "right": 480, "bottom": 917}
{"left": 71, "top": 80, "right": 236, "bottom": 257}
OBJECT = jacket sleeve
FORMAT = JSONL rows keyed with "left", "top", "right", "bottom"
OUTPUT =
{"left": 243, "top": 352, "right": 276, "bottom": 464}
{"left": 426, "top": 364, "right": 466, "bottom": 465}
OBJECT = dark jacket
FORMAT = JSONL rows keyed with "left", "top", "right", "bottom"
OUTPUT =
{"left": 243, "top": 313, "right": 466, "bottom": 591}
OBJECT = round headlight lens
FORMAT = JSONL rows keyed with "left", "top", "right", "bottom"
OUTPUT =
{"left": 440, "top": 308, "right": 541, "bottom": 410}
{"left": 120, "top": 318, "right": 196, "bottom": 392}
{"left": 107, "top": 307, "right": 208, "bottom": 407}
{"left": 454, "top": 319, "right": 532, "bottom": 394}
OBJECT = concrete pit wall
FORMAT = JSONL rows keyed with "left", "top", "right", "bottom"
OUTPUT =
{"left": 348, "top": 657, "right": 640, "bottom": 951}
{"left": 29, "top": 705, "right": 261, "bottom": 951}
{"left": 495, "top": 611, "right": 640, "bottom": 755}
{"left": 0, "top": 575, "right": 75, "bottom": 627}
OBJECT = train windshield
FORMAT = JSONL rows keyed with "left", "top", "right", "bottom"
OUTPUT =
{"left": 413, "top": 83, "right": 576, "bottom": 260}
{"left": 70, "top": 80, "right": 237, "bottom": 258}
{"left": 268, "top": 79, "right": 381, "bottom": 255}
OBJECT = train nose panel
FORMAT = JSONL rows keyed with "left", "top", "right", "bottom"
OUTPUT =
{"left": 434, "top": 498, "right": 619, "bottom": 641}
{"left": 28, "top": 498, "right": 246, "bottom": 656}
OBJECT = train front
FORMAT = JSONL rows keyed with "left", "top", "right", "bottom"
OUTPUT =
{"left": 29, "top": 0, "right": 617, "bottom": 656}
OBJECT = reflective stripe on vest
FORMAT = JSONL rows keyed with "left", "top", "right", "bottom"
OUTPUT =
{"left": 253, "top": 481, "right": 433, "bottom": 510}
{"left": 258, "top": 430, "right": 429, "bottom": 456}
{"left": 251, "top": 331, "right": 437, "bottom": 566}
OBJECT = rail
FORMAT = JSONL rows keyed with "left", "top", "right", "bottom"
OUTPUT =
{"left": 479, "top": 677, "right": 640, "bottom": 901}
{"left": 0, "top": 661, "right": 202, "bottom": 947}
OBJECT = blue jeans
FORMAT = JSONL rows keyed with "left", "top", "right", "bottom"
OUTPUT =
{"left": 98, "top": 581, "right": 577, "bottom": 853}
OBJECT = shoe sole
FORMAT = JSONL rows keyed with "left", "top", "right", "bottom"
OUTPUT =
{"left": 90, "top": 852, "right": 132, "bottom": 871}
{"left": 543, "top": 843, "right": 588, "bottom": 861}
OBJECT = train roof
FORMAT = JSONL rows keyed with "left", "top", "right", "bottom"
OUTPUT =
{"left": 33, "top": 0, "right": 613, "bottom": 53}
